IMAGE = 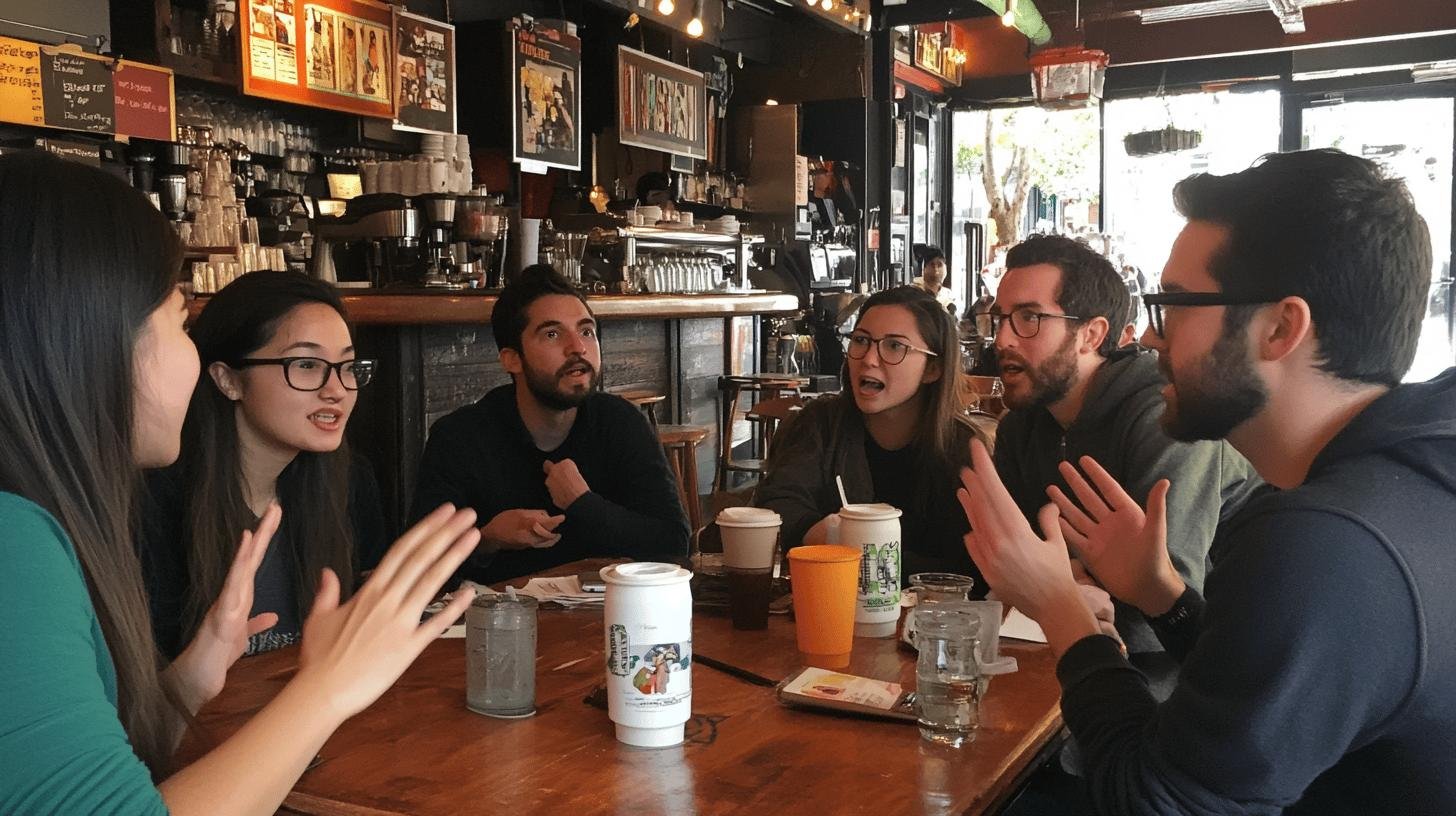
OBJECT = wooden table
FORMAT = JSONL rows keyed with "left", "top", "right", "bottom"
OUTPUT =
{"left": 190, "top": 561, "right": 1065, "bottom": 815}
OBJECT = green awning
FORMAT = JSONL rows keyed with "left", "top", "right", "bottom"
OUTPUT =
{"left": 977, "top": 0, "right": 1051, "bottom": 46}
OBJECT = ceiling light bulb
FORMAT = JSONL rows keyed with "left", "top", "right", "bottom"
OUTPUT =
{"left": 687, "top": 16, "right": 704, "bottom": 36}
{"left": 822, "top": 0, "right": 834, "bottom": 10}
{"left": 1002, "top": 0, "right": 1016, "bottom": 26}
{"left": 658, "top": 0, "right": 675, "bottom": 14}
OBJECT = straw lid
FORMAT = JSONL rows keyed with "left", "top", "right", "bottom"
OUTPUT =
{"left": 600, "top": 562, "right": 693, "bottom": 586}
{"left": 839, "top": 502, "right": 902, "bottom": 521}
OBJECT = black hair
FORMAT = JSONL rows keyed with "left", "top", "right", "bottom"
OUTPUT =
{"left": 492, "top": 264, "right": 595, "bottom": 353}
{"left": 173, "top": 271, "right": 356, "bottom": 652}
{"left": 922, "top": 246, "right": 946, "bottom": 266}
{"left": 1173, "top": 149, "right": 1431, "bottom": 386}
{"left": 1005, "top": 234, "right": 1128, "bottom": 357}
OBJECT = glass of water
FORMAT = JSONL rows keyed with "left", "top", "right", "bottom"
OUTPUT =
{"left": 466, "top": 594, "right": 538, "bottom": 718}
{"left": 914, "top": 603, "right": 982, "bottom": 747}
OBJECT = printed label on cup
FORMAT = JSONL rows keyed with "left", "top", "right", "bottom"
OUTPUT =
{"left": 858, "top": 540, "right": 902, "bottom": 610}
{"left": 621, "top": 640, "right": 693, "bottom": 710}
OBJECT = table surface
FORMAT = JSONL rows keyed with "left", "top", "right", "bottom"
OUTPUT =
{"left": 190, "top": 560, "right": 1065, "bottom": 816}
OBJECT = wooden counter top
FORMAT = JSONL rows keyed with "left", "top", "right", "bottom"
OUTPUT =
{"left": 188, "top": 289, "right": 801, "bottom": 325}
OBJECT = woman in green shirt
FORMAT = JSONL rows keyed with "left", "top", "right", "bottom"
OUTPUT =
{"left": 0, "top": 153, "right": 479, "bottom": 813}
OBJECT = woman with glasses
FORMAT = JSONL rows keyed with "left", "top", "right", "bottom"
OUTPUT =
{"left": 140, "top": 271, "right": 387, "bottom": 657}
{"left": 0, "top": 152, "right": 478, "bottom": 814}
{"left": 756, "top": 286, "right": 992, "bottom": 584}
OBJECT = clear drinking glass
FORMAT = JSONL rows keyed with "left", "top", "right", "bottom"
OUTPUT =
{"left": 466, "top": 595, "right": 538, "bottom": 718}
{"left": 915, "top": 603, "right": 982, "bottom": 747}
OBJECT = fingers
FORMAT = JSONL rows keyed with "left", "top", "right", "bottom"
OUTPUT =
{"left": 537, "top": 513, "right": 566, "bottom": 532}
{"left": 1146, "top": 479, "right": 1171, "bottom": 537}
{"left": 1046, "top": 485, "right": 1094, "bottom": 538}
{"left": 371, "top": 504, "right": 460, "bottom": 585}
{"left": 402, "top": 527, "right": 482, "bottom": 613}
{"left": 542, "top": 460, "right": 554, "bottom": 476}
{"left": 246, "top": 612, "right": 279, "bottom": 638}
{"left": 1079, "top": 455, "right": 1138, "bottom": 513}
{"left": 309, "top": 568, "right": 343, "bottom": 620}
{"left": 387, "top": 508, "right": 479, "bottom": 597}
{"left": 1058, "top": 460, "right": 1112, "bottom": 521}
{"left": 1036, "top": 503, "right": 1066, "bottom": 549}
{"left": 413, "top": 587, "right": 476, "bottom": 649}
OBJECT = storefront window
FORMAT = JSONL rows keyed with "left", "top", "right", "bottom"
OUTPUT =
{"left": 1103, "top": 89, "right": 1282, "bottom": 293}
{"left": 1303, "top": 96, "right": 1454, "bottom": 382}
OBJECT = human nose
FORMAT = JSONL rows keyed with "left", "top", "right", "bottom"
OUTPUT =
{"left": 1139, "top": 321, "right": 1162, "bottom": 350}
{"left": 319, "top": 365, "right": 349, "bottom": 399}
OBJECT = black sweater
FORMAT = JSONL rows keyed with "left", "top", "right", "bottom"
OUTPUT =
{"left": 409, "top": 386, "right": 689, "bottom": 584}
{"left": 1056, "top": 367, "right": 1456, "bottom": 814}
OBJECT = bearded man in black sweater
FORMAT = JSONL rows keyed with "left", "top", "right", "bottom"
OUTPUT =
{"left": 410, "top": 266, "right": 689, "bottom": 583}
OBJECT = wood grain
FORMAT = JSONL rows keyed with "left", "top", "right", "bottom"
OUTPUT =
{"left": 187, "top": 560, "right": 1066, "bottom": 816}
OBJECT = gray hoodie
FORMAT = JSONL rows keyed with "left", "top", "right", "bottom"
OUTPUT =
{"left": 994, "top": 348, "right": 1262, "bottom": 655}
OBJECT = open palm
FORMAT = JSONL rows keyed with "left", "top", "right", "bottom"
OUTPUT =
{"left": 1047, "top": 456, "right": 1182, "bottom": 614}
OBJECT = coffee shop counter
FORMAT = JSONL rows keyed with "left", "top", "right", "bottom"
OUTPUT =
{"left": 187, "top": 289, "right": 801, "bottom": 534}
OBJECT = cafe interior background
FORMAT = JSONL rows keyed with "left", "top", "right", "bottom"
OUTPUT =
{"left": 0, "top": 0, "right": 1453, "bottom": 531}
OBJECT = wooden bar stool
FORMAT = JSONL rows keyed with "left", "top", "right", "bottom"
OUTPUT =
{"left": 610, "top": 388, "right": 667, "bottom": 427}
{"left": 714, "top": 374, "right": 810, "bottom": 490}
{"left": 657, "top": 424, "right": 711, "bottom": 541}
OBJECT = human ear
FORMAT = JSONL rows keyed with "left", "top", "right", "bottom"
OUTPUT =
{"left": 208, "top": 361, "right": 242, "bottom": 401}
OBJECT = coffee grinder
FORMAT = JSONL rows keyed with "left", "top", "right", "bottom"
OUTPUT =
{"left": 418, "top": 193, "right": 462, "bottom": 288}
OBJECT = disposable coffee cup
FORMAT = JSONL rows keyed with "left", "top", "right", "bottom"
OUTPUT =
{"left": 717, "top": 507, "right": 781, "bottom": 630}
{"left": 832, "top": 503, "right": 903, "bottom": 637}
{"left": 602, "top": 563, "right": 694, "bottom": 748}
{"left": 787, "top": 545, "right": 861, "bottom": 669}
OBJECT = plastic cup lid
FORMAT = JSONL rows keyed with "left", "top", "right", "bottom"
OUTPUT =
{"left": 716, "top": 506, "right": 782, "bottom": 528}
{"left": 839, "top": 502, "right": 902, "bottom": 521}
{"left": 600, "top": 562, "right": 693, "bottom": 586}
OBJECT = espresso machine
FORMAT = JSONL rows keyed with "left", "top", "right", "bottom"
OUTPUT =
{"left": 310, "top": 193, "right": 422, "bottom": 287}
{"left": 455, "top": 192, "right": 509, "bottom": 289}
{"left": 418, "top": 194, "right": 462, "bottom": 288}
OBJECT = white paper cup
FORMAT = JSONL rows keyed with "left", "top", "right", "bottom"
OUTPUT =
{"left": 602, "top": 563, "right": 694, "bottom": 748}
{"left": 717, "top": 507, "right": 781, "bottom": 570}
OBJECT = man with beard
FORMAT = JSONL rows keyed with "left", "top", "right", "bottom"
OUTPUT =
{"left": 410, "top": 265, "right": 689, "bottom": 583}
{"left": 958, "top": 150, "right": 1455, "bottom": 814}
{"left": 985, "top": 234, "right": 1260, "bottom": 689}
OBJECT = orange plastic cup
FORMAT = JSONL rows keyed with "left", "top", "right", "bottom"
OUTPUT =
{"left": 787, "top": 545, "right": 862, "bottom": 669}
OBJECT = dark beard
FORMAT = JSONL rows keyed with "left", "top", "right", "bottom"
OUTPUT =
{"left": 1160, "top": 325, "right": 1268, "bottom": 441}
{"left": 524, "top": 357, "right": 599, "bottom": 411}
{"left": 1002, "top": 330, "right": 1079, "bottom": 411}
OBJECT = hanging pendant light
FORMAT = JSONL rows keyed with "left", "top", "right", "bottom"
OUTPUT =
{"left": 686, "top": 0, "right": 705, "bottom": 37}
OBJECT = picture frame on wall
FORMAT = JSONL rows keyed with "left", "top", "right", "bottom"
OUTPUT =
{"left": 393, "top": 9, "right": 456, "bottom": 134}
{"left": 617, "top": 46, "right": 708, "bottom": 160}
{"left": 914, "top": 29, "right": 943, "bottom": 76}
{"left": 510, "top": 18, "right": 581, "bottom": 171}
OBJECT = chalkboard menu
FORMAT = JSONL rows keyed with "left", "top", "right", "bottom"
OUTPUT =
{"left": 0, "top": 39, "right": 174, "bottom": 141}
{"left": 41, "top": 49, "right": 115, "bottom": 133}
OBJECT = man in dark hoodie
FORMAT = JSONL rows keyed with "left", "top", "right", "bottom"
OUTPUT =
{"left": 985, "top": 234, "right": 1260, "bottom": 688}
{"left": 958, "top": 149, "right": 1455, "bottom": 814}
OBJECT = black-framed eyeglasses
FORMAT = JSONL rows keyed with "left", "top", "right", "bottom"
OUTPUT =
{"left": 233, "top": 357, "right": 377, "bottom": 391}
{"left": 1141, "top": 292, "right": 1283, "bottom": 339}
{"left": 973, "top": 308, "right": 1083, "bottom": 340}
{"left": 844, "top": 333, "right": 939, "bottom": 365}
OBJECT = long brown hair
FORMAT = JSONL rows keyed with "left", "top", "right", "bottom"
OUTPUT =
{"left": 0, "top": 152, "right": 179, "bottom": 774}
{"left": 174, "top": 272, "right": 355, "bottom": 644}
{"left": 844, "top": 286, "right": 975, "bottom": 490}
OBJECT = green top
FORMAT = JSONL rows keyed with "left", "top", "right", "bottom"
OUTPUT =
{"left": 0, "top": 492, "right": 168, "bottom": 814}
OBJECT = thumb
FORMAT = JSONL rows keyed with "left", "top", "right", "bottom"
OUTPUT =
{"left": 309, "top": 568, "right": 342, "bottom": 619}
{"left": 246, "top": 612, "right": 279, "bottom": 637}
{"left": 1036, "top": 502, "right": 1065, "bottom": 548}
{"left": 1147, "top": 479, "right": 1171, "bottom": 536}
{"left": 542, "top": 459, "right": 554, "bottom": 476}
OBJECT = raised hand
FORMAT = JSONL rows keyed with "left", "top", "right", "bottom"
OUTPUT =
{"left": 542, "top": 458, "right": 590, "bottom": 510}
{"left": 482, "top": 508, "right": 565, "bottom": 550}
{"left": 167, "top": 502, "right": 283, "bottom": 714}
{"left": 293, "top": 503, "right": 481, "bottom": 720}
{"left": 1048, "top": 456, "right": 1184, "bottom": 616}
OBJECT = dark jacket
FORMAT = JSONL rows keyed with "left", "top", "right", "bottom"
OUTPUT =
{"left": 754, "top": 393, "right": 990, "bottom": 584}
{"left": 1057, "top": 367, "right": 1456, "bottom": 814}
{"left": 994, "top": 348, "right": 1262, "bottom": 655}
{"left": 409, "top": 386, "right": 689, "bottom": 584}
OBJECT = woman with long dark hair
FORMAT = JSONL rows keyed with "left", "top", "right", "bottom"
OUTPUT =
{"left": 141, "top": 271, "right": 385, "bottom": 659}
{"left": 756, "top": 286, "right": 990, "bottom": 582}
{"left": 0, "top": 152, "right": 477, "bottom": 812}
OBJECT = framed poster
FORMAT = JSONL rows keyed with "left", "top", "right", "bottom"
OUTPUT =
{"left": 241, "top": 0, "right": 393, "bottom": 120}
{"left": 617, "top": 46, "right": 707, "bottom": 160}
{"left": 914, "top": 28, "right": 944, "bottom": 77}
{"left": 393, "top": 9, "right": 455, "bottom": 134}
{"left": 510, "top": 19, "right": 581, "bottom": 171}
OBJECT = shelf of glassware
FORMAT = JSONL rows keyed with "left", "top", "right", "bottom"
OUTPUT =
{"left": 615, "top": 227, "right": 764, "bottom": 289}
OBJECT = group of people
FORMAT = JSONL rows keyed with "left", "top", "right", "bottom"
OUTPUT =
{"left": 1, "top": 144, "right": 1452, "bottom": 814}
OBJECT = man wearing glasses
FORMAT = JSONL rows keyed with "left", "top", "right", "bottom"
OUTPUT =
{"left": 981, "top": 234, "right": 1260, "bottom": 699}
{"left": 959, "top": 150, "right": 1456, "bottom": 814}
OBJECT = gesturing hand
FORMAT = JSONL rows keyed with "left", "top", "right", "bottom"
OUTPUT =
{"left": 542, "top": 458, "right": 590, "bottom": 510}
{"left": 1047, "top": 456, "right": 1185, "bottom": 616}
{"left": 168, "top": 502, "right": 283, "bottom": 714}
{"left": 295, "top": 503, "right": 481, "bottom": 720}
{"left": 482, "top": 508, "right": 565, "bottom": 550}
